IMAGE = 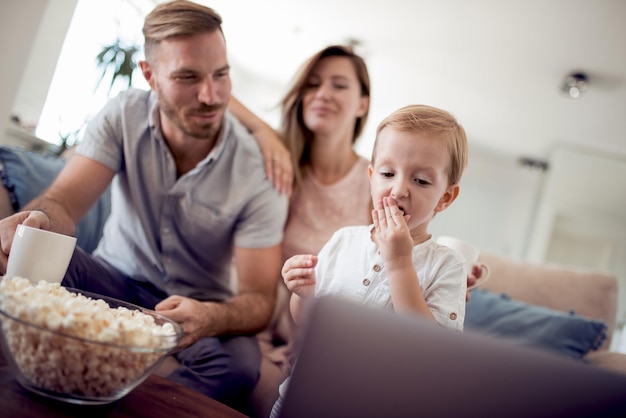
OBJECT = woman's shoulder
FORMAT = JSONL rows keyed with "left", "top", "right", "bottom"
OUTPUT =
{"left": 351, "top": 156, "right": 370, "bottom": 175}
{"left": 356, "top": 155, "right": 370, "bottom": 166}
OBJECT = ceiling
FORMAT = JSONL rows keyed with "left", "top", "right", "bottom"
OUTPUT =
{"left": 197, "top": 0, "right": 626, "bottom": 162}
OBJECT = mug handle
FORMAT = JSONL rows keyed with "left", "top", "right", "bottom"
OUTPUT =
{"left": 468, "top": 263, "right": 490, "bottom": 290}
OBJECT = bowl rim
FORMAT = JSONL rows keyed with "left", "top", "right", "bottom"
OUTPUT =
{"left": 0, "top": 286, "right": 183, "bottom": 353}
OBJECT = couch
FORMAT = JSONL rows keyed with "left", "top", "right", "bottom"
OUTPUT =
{"left": 472, "top": 251, "right": 626, "bottom": 374}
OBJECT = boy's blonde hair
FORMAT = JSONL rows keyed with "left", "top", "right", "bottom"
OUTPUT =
{"left": 142, "top": 0, "right": 223, "bottom": 63}
{"left": 371, "top": 105, "right": 468, "bottom": 185}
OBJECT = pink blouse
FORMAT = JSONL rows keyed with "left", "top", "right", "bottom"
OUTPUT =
{"left": 282, "top": 157, "right": 372, "bottom": 260}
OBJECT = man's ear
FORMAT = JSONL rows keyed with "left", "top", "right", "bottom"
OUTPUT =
{"left": 139, "top": 61, "right": 156, "bottom": 89}
{"left": 434, "top": 184, "right": 460, "bottom": 213}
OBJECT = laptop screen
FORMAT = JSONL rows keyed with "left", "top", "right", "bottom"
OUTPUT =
{"left": 279, "top": 296, "right": 626, "bottom": 418}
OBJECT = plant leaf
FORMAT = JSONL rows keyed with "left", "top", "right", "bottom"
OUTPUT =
{"left": 95, "top": 39, "right": 139, "bottom": 94}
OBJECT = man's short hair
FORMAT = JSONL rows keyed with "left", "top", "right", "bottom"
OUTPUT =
{"left": 143, "top": 0, "right": 223, "bottom": 62}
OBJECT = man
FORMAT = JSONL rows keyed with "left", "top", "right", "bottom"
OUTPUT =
{"left": 0, "top": 0, "right": 288, "bottom": 412}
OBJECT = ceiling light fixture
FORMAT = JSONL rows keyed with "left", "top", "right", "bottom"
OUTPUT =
{"left": 562, "top": 72, "right": 588, "bottom": 99}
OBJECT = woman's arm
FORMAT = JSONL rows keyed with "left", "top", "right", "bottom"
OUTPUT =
{"left": 228, "top": 97, "right": 293, "bottom": 195}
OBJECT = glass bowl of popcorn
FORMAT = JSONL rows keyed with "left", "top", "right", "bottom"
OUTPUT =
{"left": 0, "top": 277, "right": 183, "bottom": 405}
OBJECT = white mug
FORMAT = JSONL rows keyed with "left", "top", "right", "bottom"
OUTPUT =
{"left": 5, "top": 224, "right": 77, "bottom": 284}
{"left": 435, "top": 236, "right": 490, "bottom": 290}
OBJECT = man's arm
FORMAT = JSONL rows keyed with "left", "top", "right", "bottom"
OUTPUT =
{"left": 226, "top": 244, "right": 282, "bottom": 332}
{"left": 23, "top": 155, "right": 114, "bottom": 233}
{"left": 156, "top": 244, "right": 282, "bottom": 348}
{"left": 0, "top": 155, "right": 114, "bottom": 272}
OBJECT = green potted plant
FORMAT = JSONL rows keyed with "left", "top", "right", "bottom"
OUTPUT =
{"left": 95, "top": 38, "right": 140, "bottom": 96}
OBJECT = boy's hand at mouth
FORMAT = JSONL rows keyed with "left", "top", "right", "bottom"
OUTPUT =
{"left": 372, "top": 196, "right": 413, "bottom": 271}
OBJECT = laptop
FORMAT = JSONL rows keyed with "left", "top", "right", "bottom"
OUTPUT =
{"left": 279, "top": 296, "right": 626, "bottom": 418}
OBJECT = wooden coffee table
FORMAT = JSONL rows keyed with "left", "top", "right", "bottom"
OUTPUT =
{"left": 0, "top": 356, "right": 246, "bottom": 418}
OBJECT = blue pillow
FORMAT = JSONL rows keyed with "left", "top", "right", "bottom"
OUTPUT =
{"left": 465, "top": 289, "right": 608, "bottom": 360}
{"left": 0, "top": 146, "right": 111, "bottom": 253}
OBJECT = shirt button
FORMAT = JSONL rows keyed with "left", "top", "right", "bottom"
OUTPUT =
{"left": 372, "top": 264, "right": 381, "bottom": 272}
{"left": 362, "top": 278, "right": 371, "bottom": 286}
{"left": 449, "top": 312, "right": 458, "bottom": 320}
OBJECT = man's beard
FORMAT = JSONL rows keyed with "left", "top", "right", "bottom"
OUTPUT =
{"left": 158, "top": 90, "right": 224, "bottom": 140}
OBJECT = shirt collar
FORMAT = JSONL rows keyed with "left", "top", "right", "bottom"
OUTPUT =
{"left": 197, "top": 110, "right": 231, "bottom": 168}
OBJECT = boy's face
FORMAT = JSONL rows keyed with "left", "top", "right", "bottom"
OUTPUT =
{"left": 368, "top": 127, "right": 459, "bottom": 237}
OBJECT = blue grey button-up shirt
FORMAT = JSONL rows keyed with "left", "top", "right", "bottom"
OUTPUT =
{"left": 77, "top": 89, "right": 288, "bottom": 301}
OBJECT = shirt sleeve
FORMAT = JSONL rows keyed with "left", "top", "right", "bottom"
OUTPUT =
{"left": 230, "top": 114, "right": 289, "bottom": 249}
{"left": 76, "top": 92, "right": 127, "bottom": 172}
{"left": 235, "top": 184, "right": 288, "bottom": 249}
{"left": 423, "top": 252, "right": 467, "bottom": 331}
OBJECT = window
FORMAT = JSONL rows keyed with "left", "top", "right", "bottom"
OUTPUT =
{"left": 36, "top": 0, "right": 150, "bottom": 146}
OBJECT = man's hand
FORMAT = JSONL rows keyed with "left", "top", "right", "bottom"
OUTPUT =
{"left": 282, "top": 254, "right": 317, "bottom": 299}
{"left": 154, "top": 245, "right": 283, "bottom": 348}
{"left": 371, "top": 196, "right": 413, "bottom": 270}
{"left": 0, "top": 210, "right": 50, "bottom": 274}
{"left": 155, "top": 295, "right": 214, "bottom": 349}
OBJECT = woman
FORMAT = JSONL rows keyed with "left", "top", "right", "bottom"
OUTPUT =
{"left": 233, "top": 45, "right": 371, "bottom": 260}
{"left": 280, "top": 45, "right": 372, "bottom": 261}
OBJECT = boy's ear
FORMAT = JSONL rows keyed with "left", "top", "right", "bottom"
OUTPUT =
{"left": 434, "top": 184, "right": 460, "bottom": 213}
{"left": 367, "top": 164, "right": 373, "bottom": 180}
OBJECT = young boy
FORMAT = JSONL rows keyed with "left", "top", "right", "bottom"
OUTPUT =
{"left": 284, "top": 104, "right": 468, "bottom": 327}
{"left": 272, "top": 104, "right": 469, "bottom": 416}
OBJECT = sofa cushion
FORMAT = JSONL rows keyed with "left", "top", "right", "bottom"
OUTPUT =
{"left": 465, "top": 289, "right": 608, "bottom": 359}
{"left": 0, "top": 146, "right": 111, "bottom": 253}
{"left": 478, "top": 251, "right": 618, "bottom": 351}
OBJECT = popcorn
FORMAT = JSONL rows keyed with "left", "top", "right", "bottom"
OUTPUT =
{"left": 0, "top": 277, "right": 179, "bottom": 399}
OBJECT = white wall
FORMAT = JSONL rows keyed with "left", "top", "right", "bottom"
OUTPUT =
{"left": 429, "top": 144, "right": 544, "bottom": 258}
{"left": 0, "top": 1, "right": 48, "bottom": 138}
{"left": 11, "top": 0, "right": 78, "bottom": 128}
{"left": 1, "top": 0, "right": 77, "bottom": 141}
{"left": 527, "top": 147, "right": 626, "bottom": 350}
